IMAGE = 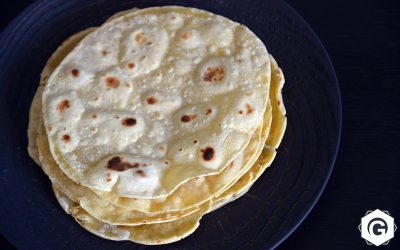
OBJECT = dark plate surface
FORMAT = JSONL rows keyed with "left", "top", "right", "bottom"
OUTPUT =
{"left": 0, "top": 0, "right": 341, "bottom": 249}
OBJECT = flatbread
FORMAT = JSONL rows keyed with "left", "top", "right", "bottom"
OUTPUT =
{"left": 27, "top": 6, "right": 287, "bottom": 246}
{"left": 28, "top": 10, "right": 269, "bottom": 216}
{"left": 52, "top": 185, "right": 211, "bottom": 245}
{"left": 48, "top": 54, "right": 285, "bottom": 245}
{"left": 41, "top": 6, "right": 271, "bottom": 198}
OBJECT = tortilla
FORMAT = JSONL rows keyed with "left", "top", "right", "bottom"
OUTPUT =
{"left": 29, "top": 11, "right": 267, "bottom": 226}
{"left": 28, "top": 9, "right": 269, "bottom": 216}
{"left": 41, "top": 6, "right": 271, "bottom": 199}
{"left": 27, "top": 6, "right": 287, "bottom": 246}
{"left": 52, "top": 185, "right": 211, "bottom": 245}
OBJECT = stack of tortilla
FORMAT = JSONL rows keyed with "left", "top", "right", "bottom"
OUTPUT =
{"left": 27, "top": 6, "right": 286, "bottom": 245}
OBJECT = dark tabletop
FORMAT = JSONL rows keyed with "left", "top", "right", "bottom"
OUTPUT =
{"left": 1, "top": 0, "right": 399, "bottom": 249}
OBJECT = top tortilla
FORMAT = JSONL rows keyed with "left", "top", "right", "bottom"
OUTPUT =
{"left": 41, "top": 6, "right": 271, "bottom": 198}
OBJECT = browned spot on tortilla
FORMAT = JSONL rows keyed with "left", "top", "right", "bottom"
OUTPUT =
{"left": 42, "top": 75, "right": 49, "bottom": 82}
{"left": 62, "top": 134, "right": 71, "bottom": 143}
{"left": 238, "top": 110, "right": 243, "bottom": 115}
{"left": 205, "top": 108, "right": 212, "bottom": 115}
{"left": 101, "top": 49, "right": 108, "bottom": 56}
{"left": 171, "top": 16, "right": 176, "bottom": 20}
{"left": 106, "top": 178, "right": 112, "bottom": 182}
{"left": 136, "top": 170, "right": 146, "bottom": 177}
{"left": 245, "top": 90, "right": 253, "bottom": 96}
{"left": 92, "top": 114, "right": 97, "bottom": 119}
{"left": 57, "top": 100, "right": 70, "bottom": 112}
{"left": 140, "top": 55, "right": 146, "bottom": 61}
{"left": 146, "top": 96, "right": 158, "bottom": 105}
{"left": 193, "top": 140, "right": 198, "bottom": 144}
{"left": 105, "top": 76, "right": 120, "bottom": 88}
{"left": 122, "top": 118, "right": 136, "bottom": 127}
{"left": 181, "top": 114, "right": 197, "bottom": 123}
{"left": 106, "top": 157, "right": 140, "bottom": 171}
{"left": 146, "top": 41, "right": 152, "bottom": 46}
{"left": 93, "top": 96, "right": 99, "bottom": 101}
{"left": 182, "top": 31, "right": 191, "bottom": 40}
{"left": 127, "top": 62, "right": 135, "bottom": 69}
{"left": 71, "top": 69, "right": 79, "bottom": 77}
{"left": 179, "top": 148, "right": 183, "bottom": 152}
{"left": 135, "top": 32, "right": 146, "bottom": 43}
{"left": 131, "top": 49, "right": 136, "bottom": 54}
{"left": 159, "top": 146, "right": 165, "bottom": 151}
{"left": 203, "top": 66, "right": 225, "bottom": 82}
{"left": 201, "top": 147, "right": 215, "bottom": 161}
{"left": 245, "top": 103, "right": 254, "bottom": 114}
{"left": 106, "top": 173, "right": 111, "bottom": 177}
{"left": 125, "top": 82, "right": 132, "bottom": 88}
{"left": 277, "top": 100, "right": 281, "bottom": 105}
{"left": 227, "top": 162, "right": 234, "bottom": 168}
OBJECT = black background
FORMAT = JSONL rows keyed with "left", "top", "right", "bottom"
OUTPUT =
{"left": 1, "top": 0, "right": 399, "bottom": 249}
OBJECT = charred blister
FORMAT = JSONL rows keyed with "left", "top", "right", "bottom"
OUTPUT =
{"left": 122, "top": 117, "right": 137, "bottom": 127}
{"left": 200, "top": 147, "right": 215, "bottom": 161}
{"left": 146, "top": 96, "right": 158, "bottom": 105}
{"left": 127, "top": 62, "right": 136, "bottom": 70}
{"left": 105, "top": 76, "right": 120, "bottom": 88}
{"left": 181, "top": 114, "right": 197, "bottom": 123}
{"left": 71, "top": 69, "right": 80, "bottom": 77}
{"left": 106, "top": 156, "right": 140, "bottom": 171}
{"left": 61, "top": 134, "right": 71, "bottom": 143}
{"left": 57, "top": 100, "right": 70, "bottom": 112}
{"left": 203, "top": 66, "right": 225, "bottom": 83}
{"left": 245, "top": 103, "right": 254, "bottom": 114}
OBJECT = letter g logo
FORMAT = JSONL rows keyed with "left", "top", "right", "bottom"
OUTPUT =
{"left": 359, "top": 209, "right": 397, "bottom": 246}
{"left": 367, "top": 218, "right": 388, "bottom": 236}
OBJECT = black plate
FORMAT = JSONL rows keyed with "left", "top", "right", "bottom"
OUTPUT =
{"left": 0, "top": 0, "right": 341, "bottom": 249}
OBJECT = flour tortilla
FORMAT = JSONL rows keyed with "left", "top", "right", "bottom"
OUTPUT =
{"left": 41, "top": 6, "right": 271, "bottom": 199}
{"left": 27, "top": 7, "right": 286, "bottom": 245}
{"left": 28, "top": 11, "right": 269, "bottom": 216}
{"left": 50, "top": 58, "right": 285, "bottom": 242}
{"left": 49, "top": 55, "right": 285, "bottom": 245}
{"left": 52, "top": 185, "right": 210, "bottom": 245}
